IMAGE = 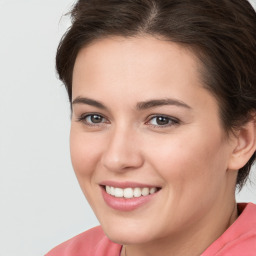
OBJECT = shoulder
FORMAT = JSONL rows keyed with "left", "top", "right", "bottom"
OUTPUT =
{"left": 45, "top": 226, "right": 122, "bottom": 256}
{"left": 202, "top": 203, "right": 256, "bottom": 256}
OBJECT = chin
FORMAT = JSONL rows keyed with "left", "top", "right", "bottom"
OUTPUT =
{"left": 100, "top": 219, "right": 158, "bottom": 245}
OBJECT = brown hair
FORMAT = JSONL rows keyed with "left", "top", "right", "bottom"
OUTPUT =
{"left": 56, "top": 0, "right": 256, "bottom": 189}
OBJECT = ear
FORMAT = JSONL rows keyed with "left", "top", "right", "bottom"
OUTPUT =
{"left": 228, "top": 117, "right": 256, "bottom": 171}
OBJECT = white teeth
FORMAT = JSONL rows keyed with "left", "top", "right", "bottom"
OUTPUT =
{"left": 141, "top": 187, "right": 149, "bottom": 196}
{"left": 110, "top": 186, "right": 115, "bottom": 196}
{"left": 105, "top": 186, "right": 158, "bottom": 198}
{"left": 114, "top": 188, "right": 124, "bottom": 198}
{"left": 150, "top": 187, "right": 157, "bottom": 194}
{"left": 106, "top": 186, "right": 111, "bottom": 194}
{"left": 133, "top": 187, "right": 142, "bottom": 197}
{"left": 124, "top": 188, "right": 133, "bottom": 198}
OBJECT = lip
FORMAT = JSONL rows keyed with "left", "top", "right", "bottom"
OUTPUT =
{"left": 100, "top": 180, "right": 160, "bottom": 189}
{"left": 100, "top": 182, "right": 160, "bottom": 211}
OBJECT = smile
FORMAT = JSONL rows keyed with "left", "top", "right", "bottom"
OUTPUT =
{"left": 100, "top": 183, "right": 161, "bottom": 211}
{"left": 105, "top": 186, "right": 158, "bottom": 198}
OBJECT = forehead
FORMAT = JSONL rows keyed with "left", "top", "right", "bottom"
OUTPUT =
{"left": 73, "top": 36, "right": 200, "bottom": 76}
{"left": 74, "top": 37, "right": 200, "bottom": 88}
{"left": 72, "top": 36, "right": 216, "bottom": 111}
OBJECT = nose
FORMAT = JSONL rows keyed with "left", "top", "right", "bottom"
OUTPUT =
{"left": 101, "top": 126, "right": 144, "bottom": 172}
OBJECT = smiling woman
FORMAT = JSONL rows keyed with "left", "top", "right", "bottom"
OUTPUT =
{"left": 46, "top": 0, "right": 256, "bottom": 256}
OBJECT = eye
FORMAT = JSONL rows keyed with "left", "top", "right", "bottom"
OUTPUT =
{"left": 147, "top": 115, "right": 179, "bottom": 127}
{"left": 86, "top": 114, "right": 104, "bottom": 124}
{"left": 77, "top": 114, "right": 107, "bottom": 125}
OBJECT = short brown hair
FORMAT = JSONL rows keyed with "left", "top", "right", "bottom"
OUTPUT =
{"left": 56, "top": 0, "right": 256, "bottom": 189}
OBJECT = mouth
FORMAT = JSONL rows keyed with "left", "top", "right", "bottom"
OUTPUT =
{"left": 103, "top": 185, "right": 161, "bottom": 198}
{"left": 99, "top": 182, "right": 161, "bottom": 211}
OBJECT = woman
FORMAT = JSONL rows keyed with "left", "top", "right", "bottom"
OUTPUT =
{"left": 46, "top": 0, "right": 256, "bottom": 255}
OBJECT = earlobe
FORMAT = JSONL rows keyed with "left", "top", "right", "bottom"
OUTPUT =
{"left": 228, "top": 118, "right": 256, "bottom": 171}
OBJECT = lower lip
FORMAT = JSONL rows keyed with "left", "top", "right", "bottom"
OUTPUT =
{"left": 101, "top": 186, "right": 159, "bottom": 211}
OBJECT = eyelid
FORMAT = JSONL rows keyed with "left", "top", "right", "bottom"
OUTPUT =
{"left": 145, "top": 114, "right": 180, "bottom": 127}
{"left": 76, "top": 112, "right": 180, "bottom": 128}
{"left": 76, "top": 113, "right": 110, "bottom": 126}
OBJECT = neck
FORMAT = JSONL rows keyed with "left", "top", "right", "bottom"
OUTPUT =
{"left": 122, "top": 200, "right": 238, "bottom": 256}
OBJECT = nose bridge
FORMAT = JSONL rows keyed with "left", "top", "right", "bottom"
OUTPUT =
{"left": 101, "top": 123, "right": 143, "bottom": 172}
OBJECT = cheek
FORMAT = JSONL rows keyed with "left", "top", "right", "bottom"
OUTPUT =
{"left": 145, "top": 133, "right": 230, "bottom": 228}
{"left": 147, "top": 130, "right": 228, "bottom": 195}
{"left": 70, "top": 128, "right": 101, "bottom": 181}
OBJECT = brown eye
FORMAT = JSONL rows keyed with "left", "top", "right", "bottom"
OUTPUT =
{"left": 91, "top": 115, "right": 103, "bottom": 123}
{"left": 84, "top": 114, "right": 105, "bottom": 124}
{"left": 155, "top": 116, "right": 170, "bottom": 125}
{"left": 148, "top": 115, "right": 179, "bottom": 127}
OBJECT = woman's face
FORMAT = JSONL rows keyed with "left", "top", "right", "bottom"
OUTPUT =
{"left": 71, "top": 36, "right": 237, "bottom": 245}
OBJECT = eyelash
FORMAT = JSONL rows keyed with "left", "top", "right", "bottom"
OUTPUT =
{"left": 77, "top": 113, "right": 109, "bottom": 127}
{"left": 146, "top": 115, "right": 180, "bottom": 128}
{"left": 77, "top": 113, "right": 180, "bottom": 128}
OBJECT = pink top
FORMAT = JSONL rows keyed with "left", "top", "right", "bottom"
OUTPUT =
{"left": 45, "top": 203, "right": 256, "bottom": 256}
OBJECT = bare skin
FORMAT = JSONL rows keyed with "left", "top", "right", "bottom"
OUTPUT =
{"left": 70, "top": 36, "right": 255, "bottom": 256}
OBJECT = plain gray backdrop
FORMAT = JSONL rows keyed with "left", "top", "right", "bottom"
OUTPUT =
{"left": 0, "top": 1, "right": 255, "bottom": 255}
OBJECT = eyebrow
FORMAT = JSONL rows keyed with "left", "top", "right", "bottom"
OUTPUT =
{"left": 72, "top": 97, "right": 107, "bottom": 110}
{"left": 136, "top": 98, "right": 191, "bottom": 110}
{"left": 72, "top": 97, "right": 191, "bottom": 110}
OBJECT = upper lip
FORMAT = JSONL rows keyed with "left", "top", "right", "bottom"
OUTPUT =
{"left": 99, "top": 180, "right": 161, "bottom": 189}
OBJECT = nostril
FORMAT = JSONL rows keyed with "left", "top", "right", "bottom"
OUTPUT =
{"left": 100, "top": 134, "right": 144, "bottom": 172}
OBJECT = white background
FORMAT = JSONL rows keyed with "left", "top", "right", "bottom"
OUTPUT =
{"left": 0, "top": 1, "right": 255, "bottom": 255}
